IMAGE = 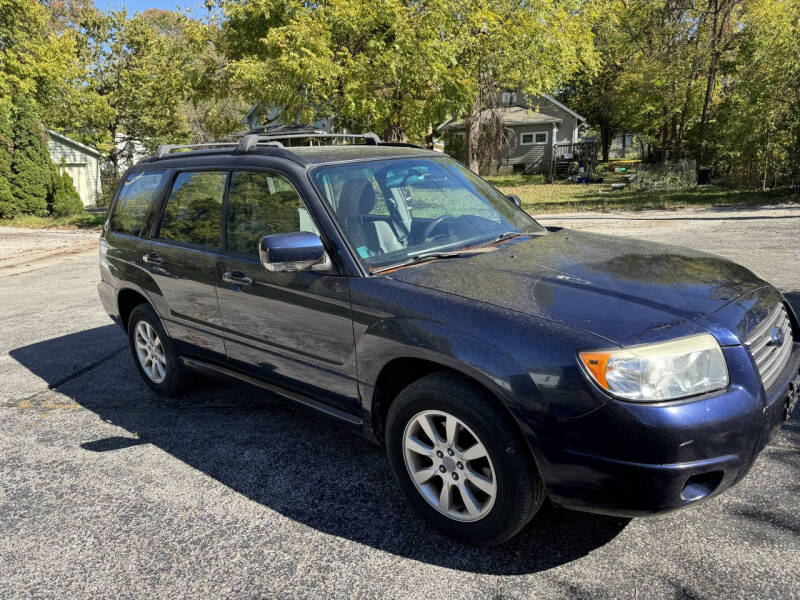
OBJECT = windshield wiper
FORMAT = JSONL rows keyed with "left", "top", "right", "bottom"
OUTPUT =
{"left": 371, "top": 250, "right": 466, "bottom": 274}
{"left": 478, "top": 231, "right": 525, "bottom": 247}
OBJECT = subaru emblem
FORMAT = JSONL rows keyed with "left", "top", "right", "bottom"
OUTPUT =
{"left": 770, "top": 326, "right": 785, "bottom": 348}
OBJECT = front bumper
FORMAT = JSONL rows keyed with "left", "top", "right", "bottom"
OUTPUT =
{"left": 540, "top": 342, "right": 800, "bottom": 517}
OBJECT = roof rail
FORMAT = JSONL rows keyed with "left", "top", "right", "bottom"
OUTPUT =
{"left": 237, "top": 131, "right": 381, "bottom": 153}
{"left": 153, "top": 142, "right": 238, "bottom": 159}
{"left": 152, "top": 131, "right": 385, "bottom": 161}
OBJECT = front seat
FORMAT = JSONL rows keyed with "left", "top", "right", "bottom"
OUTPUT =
{"left": 337, "top": 178, "right": 404, "bottom": 258}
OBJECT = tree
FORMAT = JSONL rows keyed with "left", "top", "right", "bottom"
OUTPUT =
{"left": 219, "top": 0, "right": 601, "bottom": 171}
{"left": 0, "top": 97, "right": 13, "bottom": 216}
{"left": 0, "top": 0, "right": 89, "bottom": 144}
{"left": 9, "top": 97, "right": 55, "bottom": 217}
{"left": 704, "top": 0, "right": 800, "bottom": 188}
{"left": 439, "top": 0, "right": 601, "bottom": 171}
{"left": 558, "top": 1, "right": 634, "bottom": 161}
{"left": 51, "top": 163, "right": 84, "bottom": 216}
{"left": 220, "top": 0, "right": 456, "bottom": 142}
{"left": 50, "top": 7, "right": 209, "bottom": 179}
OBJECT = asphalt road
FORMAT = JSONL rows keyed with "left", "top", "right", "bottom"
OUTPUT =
{"left": 1, "top": 206, "right": 799, "bottom": 599}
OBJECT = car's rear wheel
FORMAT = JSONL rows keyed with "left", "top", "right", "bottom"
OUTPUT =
{"left": 127, "top": 303, "right": 187, "bottom": 396}
{"left": 385, "top": 372, "right": 544, "bottom": 545}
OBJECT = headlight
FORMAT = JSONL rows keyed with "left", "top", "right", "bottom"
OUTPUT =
{"left": 578, "top": 333, "right": 728, "bottom": 402}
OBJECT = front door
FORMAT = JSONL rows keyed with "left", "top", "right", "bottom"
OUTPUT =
{"left": 216, "top": 170, "right": 358, "bottom": 413}
{"left": 148, "top": 170, "right": 227, "bottom": 360}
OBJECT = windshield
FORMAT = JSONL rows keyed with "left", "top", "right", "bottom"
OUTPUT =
{"left": 310, "top": 156, "right": 544, "bottom": 271}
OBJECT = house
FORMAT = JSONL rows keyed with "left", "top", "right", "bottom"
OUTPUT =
{"left": 46, "top": 129, "right": 103, "bottom": 207}
{"left": 439, "top": 91, "right": 586, "bottom": 175}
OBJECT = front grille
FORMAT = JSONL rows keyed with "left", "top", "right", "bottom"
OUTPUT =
{"left": 746, "top": 303, "right": 794, "bottom": 390}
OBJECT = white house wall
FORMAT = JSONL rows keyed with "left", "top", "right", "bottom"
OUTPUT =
{"left": 47, "top": 136, "right": 102, "bottom": 207}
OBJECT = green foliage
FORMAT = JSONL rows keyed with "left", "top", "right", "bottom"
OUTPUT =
{"left": 0, "top": 97, "right": 13, "bottom": 217}
{"left": 51, "top": 166, "right": 84, "bottom": 216}
{"left": 8, "top": 97, "right": 55, "bottom": 217}
{"left": 68, "top": 8, "right": 208, "bottom": 174}
{"left": 555, "top": 0, "right": 800, "bottom": 190}
{"left": 0, "top": 0, "right": 81, "bottom": 102}
{"left": 220, "top": 0, "right": 600, "bottom": 155}
{"left": 701, "top": 0, "right": 800, "bottom": 189}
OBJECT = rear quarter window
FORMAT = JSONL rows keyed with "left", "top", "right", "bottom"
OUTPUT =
{"left": 111, "top": 170, "right": 166, "bottom": 236}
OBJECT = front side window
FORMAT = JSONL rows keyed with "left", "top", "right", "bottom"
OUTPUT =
{"left": 111, "top": 170, "right": 165, "bottom": 236}
{"left": 226, "top": 171, "right": 319, "bottom": 256}
{"left": 159, "top": 171, "right": 226, "bottom": 248}
{"left": 311, "top": 156, "right": 543, "bottom": 270}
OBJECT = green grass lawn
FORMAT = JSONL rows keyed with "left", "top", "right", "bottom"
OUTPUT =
{"left": 0, "top": 211, "right": 106, "bottom": 229}
{"left": 486, "top": 174, "right": 800, "bottom": 213}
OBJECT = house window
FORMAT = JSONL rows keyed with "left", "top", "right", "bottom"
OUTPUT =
{"left": 521, "top": 132, "right": 548, "bottom": 145}
{"left": 501, "top": 91, "right": 516, "bottom": 105}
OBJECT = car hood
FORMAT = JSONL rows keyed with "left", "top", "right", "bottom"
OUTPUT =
{"left": 385, "top": 229, "right": 769, "bottom": 346}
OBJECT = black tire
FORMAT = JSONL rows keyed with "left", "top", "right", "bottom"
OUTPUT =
{"left": 127, "top": 303, "right": 188, "bottom": 396}
{"left": 385, "top": 371, "right": 544, "bottom": 545}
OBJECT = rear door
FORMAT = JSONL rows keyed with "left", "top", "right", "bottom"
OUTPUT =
{"left": 104, "top": 169, "right": 170, "bottom": 312}
{"left": 148, "top": 170, "right": 227, "bottom": 360}
{"left": 216, "top": 169, "right": 358, "bottom": 412}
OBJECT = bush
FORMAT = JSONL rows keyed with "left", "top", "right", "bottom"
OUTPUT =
{"left": 9, "top": 97, "right": 55, "bottom": 217}
{"left": 635, "top": 159, "right": 697, "bottom": 191}
{"left": 0, "top": 98, "right": 14, "bottom": 218}
{"left": 51, "top": 168, "right": 84, "bottom": 216}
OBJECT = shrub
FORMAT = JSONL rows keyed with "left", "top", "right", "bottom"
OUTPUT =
{"left": 9, "top": 96, "right": 55, "bottom": 217}
{"left": 0, "top": 98, "right": 14, "bottom": 218}
{"left": 51, "top": 166, "right": 84, "bottom": 216}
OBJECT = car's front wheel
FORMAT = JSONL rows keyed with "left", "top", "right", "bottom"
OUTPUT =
{"left": 385, "top": 372, "right": 544, "bottom": 545}
{"left": 127, "top": 303, "right": 187, "bottom": 396}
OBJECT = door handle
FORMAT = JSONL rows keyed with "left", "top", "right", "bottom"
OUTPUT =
{"left": 142, "top": 252, "right": 163, "bottom": 265}
{"left": 222, "top": 271, "right": 253, "bottom": 286}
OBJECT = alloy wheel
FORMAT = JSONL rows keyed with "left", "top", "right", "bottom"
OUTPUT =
{"left": 134, "top": 320, "right": 167, "bottom": 384}
{"left": 402, "top": 409, "right": 497, "bottom": 522}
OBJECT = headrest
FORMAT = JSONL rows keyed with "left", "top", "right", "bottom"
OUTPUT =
{"left": 338, "top": 178, "right": 376, "bottom": 218}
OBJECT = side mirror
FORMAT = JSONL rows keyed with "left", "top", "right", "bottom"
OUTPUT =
{"left": 259, "top": 232, "right": 332, "bottom": 273}
{"left": 507, "top": 194, "right": 522, "bottom": 208}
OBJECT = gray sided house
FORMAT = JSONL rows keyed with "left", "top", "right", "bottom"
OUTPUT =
{"left": 47, "top": 129, "right": 102, "bottom": 207}
{"left": 439, "top": 92, "right": 586, "bottom": 175}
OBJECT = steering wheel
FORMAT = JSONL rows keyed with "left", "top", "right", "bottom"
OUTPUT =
{"left": 422, "top": 215, "right": 458, "bottom": 241}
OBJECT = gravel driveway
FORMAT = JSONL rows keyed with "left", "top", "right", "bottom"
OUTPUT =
{"left": 0, "top": 206, "right": 798, "bottom": 599}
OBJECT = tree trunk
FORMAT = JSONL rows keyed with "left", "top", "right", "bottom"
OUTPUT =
{"left": 698, "top": 0, "right": 733, "bottom": 166}
{"left": 466, "top": 116, "right": 480, "bottom": 173}
{"left": 601, "top": 121, "right": 613, "bottom": 162}
{"left": 465, "top": 93, "right": 482, "bottom": 173}
{"left": 382, "top": 121, "right": 405, "bottom": 143}
{"left": 109, "top": 124, "right": 120, "bottom": 181}
{"left": 762, "top": 124, "right": 770, "bottom": 192}
{"left": 425, "top": 123, "right": 434, "bottom": 150}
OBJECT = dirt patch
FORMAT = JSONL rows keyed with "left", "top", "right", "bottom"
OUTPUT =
{"left": 0, "top": 228, "right": 99, "bottom": 277}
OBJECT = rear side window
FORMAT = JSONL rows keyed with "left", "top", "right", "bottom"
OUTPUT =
{"left": 111, "top": 170, "right": 165, "bottom": 236}
{"left": 158, "top": 171, "right": 226, "bottom": 248}
{"left": 226, "top": 171, "right": 319, "bottom": 256}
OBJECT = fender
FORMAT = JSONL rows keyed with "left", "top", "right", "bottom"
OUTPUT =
{"left": 351, "top": 283, "right": 611, "bottom": 462}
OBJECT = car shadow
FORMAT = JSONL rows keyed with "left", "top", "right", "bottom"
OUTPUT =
{"left": 9, "top": 325, "right": 630, "bottom": 574}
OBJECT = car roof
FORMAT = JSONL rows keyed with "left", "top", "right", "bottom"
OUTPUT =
{"left": 134, "top": 143, "right": 441, "bottom": 172}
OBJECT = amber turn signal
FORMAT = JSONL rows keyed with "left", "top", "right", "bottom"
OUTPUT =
{"left": 578, "top": 351, "right": 612, "bottom": 390}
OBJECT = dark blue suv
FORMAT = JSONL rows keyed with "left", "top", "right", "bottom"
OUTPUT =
{"left": 98, "top": 134, "right": 800, "bottom": 545}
